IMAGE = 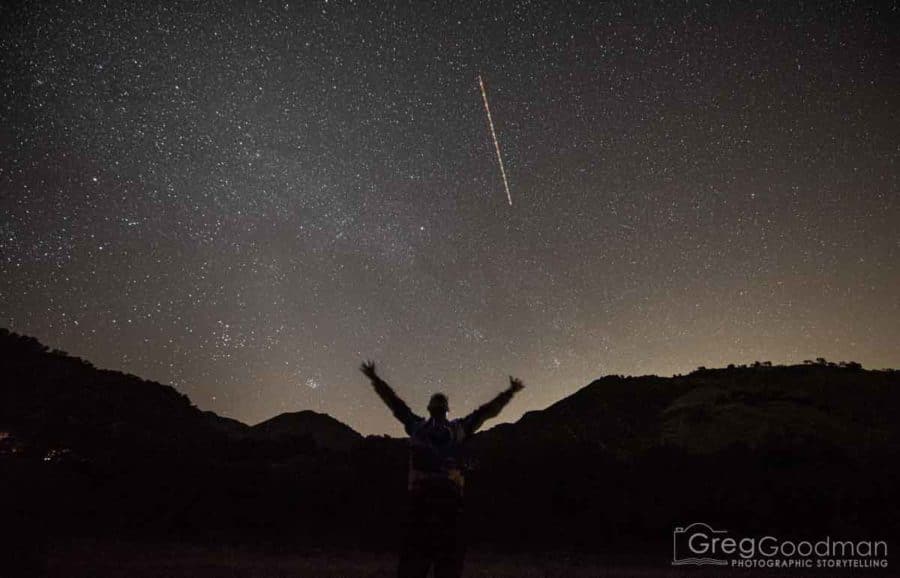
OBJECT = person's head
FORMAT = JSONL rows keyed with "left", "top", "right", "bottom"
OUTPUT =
{"left": 427, "top": 392, "right": 449, "bottom": 418}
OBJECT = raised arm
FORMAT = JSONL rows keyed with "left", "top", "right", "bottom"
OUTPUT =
{"left": 461, "top": 376, "right": 525, "bottom": 436}
{"left": 360, "top": 360, "right": 419, "bottom": 430}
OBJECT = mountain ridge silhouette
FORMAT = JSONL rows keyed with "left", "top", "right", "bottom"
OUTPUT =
{"left": 2, "top": 327, "right": 898, "bottom": 550}
{"left": 3, "top": 327, "right": 898, "bottom": 459}
{"left": 0, "top": 328, "right": 362, "bottom": 455}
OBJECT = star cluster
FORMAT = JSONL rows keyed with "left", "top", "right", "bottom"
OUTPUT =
{"left": 1, "top": 1, "right": 897, "bottom": 435}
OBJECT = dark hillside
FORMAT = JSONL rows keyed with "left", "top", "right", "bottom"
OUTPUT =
{"left": 2, "top": 328, "right": 898, "bottom": 553}
{"left": 250, "top": 410, "right": 362, "bottom": 451}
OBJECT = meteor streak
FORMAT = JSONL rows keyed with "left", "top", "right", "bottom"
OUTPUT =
{"left": 477, "top": 74, "right": 512, "bottom": 206}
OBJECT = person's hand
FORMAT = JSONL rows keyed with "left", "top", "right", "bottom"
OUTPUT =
{"left": 360, "top": 360, "right": 378, "bottom": 380}
{"left": 508, "top": 376, "right": 525, "bottom": 393}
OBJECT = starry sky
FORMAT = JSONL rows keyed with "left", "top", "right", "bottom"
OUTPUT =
{"left": 1, "top": 1, "right": 897, "bottom": 436}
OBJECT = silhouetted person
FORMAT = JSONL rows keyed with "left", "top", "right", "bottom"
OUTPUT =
{"left": 361, "top": 360, "right": 524, "bottom": 578}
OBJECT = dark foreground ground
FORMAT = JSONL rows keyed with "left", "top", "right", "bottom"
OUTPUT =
{"left": 36, "top": 539, "right": 877, "bottom": 577}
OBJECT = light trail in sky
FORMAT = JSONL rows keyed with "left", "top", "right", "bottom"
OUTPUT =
{"left": 477, "top": 74, "right": 512, "bottom": 206}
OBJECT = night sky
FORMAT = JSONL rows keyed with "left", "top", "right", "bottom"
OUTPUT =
{"left": 1, "top": 1, "right": 897, "bottom": 436}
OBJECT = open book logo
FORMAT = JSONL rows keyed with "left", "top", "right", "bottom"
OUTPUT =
{"left": 672, "top": 522, "right": 729, "bottom": 566}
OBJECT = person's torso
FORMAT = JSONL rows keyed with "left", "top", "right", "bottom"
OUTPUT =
{"left": 407, "top": 417, "right": 467, "bottom": 493}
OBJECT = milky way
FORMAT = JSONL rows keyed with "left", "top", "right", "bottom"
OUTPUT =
{"left": 1, "top": 1, "right": 897, "bottom": 435}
